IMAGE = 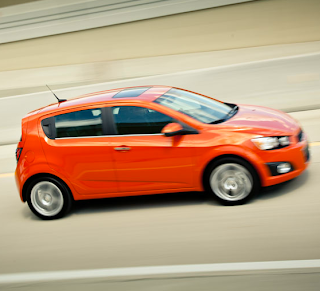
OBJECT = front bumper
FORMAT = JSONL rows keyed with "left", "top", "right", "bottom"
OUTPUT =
{"left": 261, "top": 139, "right": 309, "bottom": 187}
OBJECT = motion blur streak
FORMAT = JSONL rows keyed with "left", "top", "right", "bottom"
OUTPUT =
{"left": 1, "top": 259, "right": 320, "bottom": 284}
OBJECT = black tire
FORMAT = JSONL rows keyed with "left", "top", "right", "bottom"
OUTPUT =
{"left": 26, "top": 176, "right": 73, "bottom": 220}
{"left": 204, "top": 157, "right": 260, "bottom": 206}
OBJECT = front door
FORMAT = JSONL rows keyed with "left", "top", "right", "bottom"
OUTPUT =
{"left": 109, "top": 105, "right": 195, "bottom": 193}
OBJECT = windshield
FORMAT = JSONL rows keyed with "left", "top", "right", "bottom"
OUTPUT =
{"left": 154, "top": 88, "right": 235, "bottom": 124}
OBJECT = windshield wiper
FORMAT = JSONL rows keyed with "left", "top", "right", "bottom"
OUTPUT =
{"left": 210, "top": 105, "right": 238, "bottom": 124}
{"left": 227, "top": 105, "right": 238, "bottom": 118}
{"left": 210, "top": 118, "right": 228, "bottom": 124}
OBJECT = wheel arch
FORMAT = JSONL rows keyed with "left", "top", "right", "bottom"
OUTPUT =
{"left": 22, "top": 173, "right": 73, "bottom": 202}
{"left": 201, "top": 154, "right": 262, "bottom": 190}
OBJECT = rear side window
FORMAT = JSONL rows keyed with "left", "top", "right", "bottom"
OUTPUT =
{"left": 41, "top": 117, "right": 55, "bottom": 139}
{"left": 55, "top": 109, "right": 103, "bottom": 138}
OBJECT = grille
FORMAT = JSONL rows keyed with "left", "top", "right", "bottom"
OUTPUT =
{"left": 304, "top": 144, "right": 310, "bottom": 162}
{"left": 297, "top": 130, "right": 303, "bottom": 142}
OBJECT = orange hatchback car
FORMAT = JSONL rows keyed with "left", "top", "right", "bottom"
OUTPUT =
{"left": 15, "top": 86, "right": 309, "bottom": 219}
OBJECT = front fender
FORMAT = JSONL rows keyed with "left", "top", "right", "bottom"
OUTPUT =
{"left": 194, "top": 145, "right": 269, "bottom": 190}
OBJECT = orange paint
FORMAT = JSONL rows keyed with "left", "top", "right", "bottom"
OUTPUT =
{"left": 15, "top": 86, "right": 309, "bottom": 203}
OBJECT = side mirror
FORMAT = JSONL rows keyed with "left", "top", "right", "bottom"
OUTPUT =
{"left": 161, "top": 122, "right": 198, "bottom": 137}
{"left": 161, "top": 123, "right": 183, "bottom": 137}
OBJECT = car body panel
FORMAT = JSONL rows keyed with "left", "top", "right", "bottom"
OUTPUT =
{"left": 15, "top": 86, "right": 309, "bottom": 204}
{"left": 221, "top": 104, "right": 300, "bottom": 136}
{"left": 109, "top": 133, "right": 195, "bottom": 192}
{"left": 40, "top": 135, "right": 118, "bottom": 195}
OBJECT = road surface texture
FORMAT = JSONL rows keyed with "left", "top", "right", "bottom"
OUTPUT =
{"left": 0, "top": 130, "right": 319, "bottom": 290}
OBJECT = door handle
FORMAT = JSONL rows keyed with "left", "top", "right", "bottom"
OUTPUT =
{"left": 114, "top": 146, "right": 131, "bottom": 151}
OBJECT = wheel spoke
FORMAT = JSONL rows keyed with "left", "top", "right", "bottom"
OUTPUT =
{"left": 210, "top": 163, "right": 253, "bottom": 202}
{"left": 31, "top": 181, "right": 64, "bottom": 217}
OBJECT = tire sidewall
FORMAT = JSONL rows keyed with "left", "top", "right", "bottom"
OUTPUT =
{"left": 205, "top": 157, "right": 260, "bottom": 205}
{"left": 26, "top": 176, "right": 72, "bottom": 220}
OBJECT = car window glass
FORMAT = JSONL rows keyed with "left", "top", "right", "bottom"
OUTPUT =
{"left": 55, "top": 108, "right": 103, "bottom": 138}
{"left": 154, "top": 88, "right": 232, "bottom": 124}
{"left": 112, "top": 106, "right": 174, "bottom": 135}
{"left": 113, "top": 87, "right": 150, "bottom": 98}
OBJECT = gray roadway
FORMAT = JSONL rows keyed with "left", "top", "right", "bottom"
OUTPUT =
{"left": 2, "top": 272, "right": 320, "bottom": 291}
{"left": 0, "top": 144, "right": 319, "bottom": 290}
{"left": 0, "top": 54, "right": 320, "bottom": 290}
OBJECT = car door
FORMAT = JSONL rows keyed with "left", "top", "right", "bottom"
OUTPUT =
{"left": 109, "top": 105, "right": 196, "bottom": 193}
{"left": 40, "top": 107, "right": 118, "bottom": 196}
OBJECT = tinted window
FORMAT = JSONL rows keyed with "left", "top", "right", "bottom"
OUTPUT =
{"left": 41, "top": 117, "right": 55, "bottom": 139}
{"left": 154, "top": 88, "right": 232, "bottom": 124}
{"left": 113, "top": 106, "right": 174, "bottom": 135}
{"left": 55, "top": 109, "right": 103, "bottom": 138}
{"left": 113, "top": 87, "right": 150, "bottom": 98}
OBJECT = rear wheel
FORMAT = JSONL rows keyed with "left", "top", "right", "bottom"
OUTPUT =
{"left": 27, "top": 177, "right": 73, "bottom": 220}
{"left": 205, "top": 157, "right": 259, "bottom": 205}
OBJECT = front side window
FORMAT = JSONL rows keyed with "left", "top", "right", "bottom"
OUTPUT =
{"left": 112, "top": 106, "right": 174, "bottom": 135}
{"left": 55, "top": 108, "right": 103, "bottom": 138}
{"left": 154, "top": 88, "right": 234, "bottom": 124}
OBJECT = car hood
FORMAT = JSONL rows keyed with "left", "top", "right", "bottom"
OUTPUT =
{"left": 220, "top": 104, "right": 300, "bottom": 136}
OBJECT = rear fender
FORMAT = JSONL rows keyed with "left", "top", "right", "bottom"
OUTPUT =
{"left": 18, "top": 163, "right": 77, "bottom": 202}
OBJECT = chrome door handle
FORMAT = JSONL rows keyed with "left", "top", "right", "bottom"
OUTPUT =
{"left": 114, "top": 147, "right": 131, "bottom": 151}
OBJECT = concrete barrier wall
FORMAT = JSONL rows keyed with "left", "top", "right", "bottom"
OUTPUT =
{"left": 0, "top": 0, "right": 254, "bottom": 44}
{"left": 1, "top": 50, "right": 320, "bottom": 145}
{"left": 0, "top": 0, "right": 37, "bottom": 8}
{"left": 1, "top": 0, "right": 320, "bottom": 72}
{"left": 1, "top": 41, "right": 320, "bottom": 93}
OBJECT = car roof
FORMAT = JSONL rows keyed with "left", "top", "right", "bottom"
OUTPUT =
{"left": 36, "top": 85, "right": 172, "bottom": 116}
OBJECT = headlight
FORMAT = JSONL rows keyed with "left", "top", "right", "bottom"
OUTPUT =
{"left": 251, "top": 136, "right": 290, "bottom": 150}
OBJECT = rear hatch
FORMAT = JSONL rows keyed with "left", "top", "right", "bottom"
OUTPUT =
{"left": 16, "top": 117, "right": 29, "bottom": 162}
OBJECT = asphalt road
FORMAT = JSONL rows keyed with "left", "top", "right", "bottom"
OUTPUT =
{"left": 0, "top": 142, "right": 319, "bottom": 290}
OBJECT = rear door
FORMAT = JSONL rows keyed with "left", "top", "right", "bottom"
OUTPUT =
{"left": 40, "top": 107, "right": 118, "bottom": 196}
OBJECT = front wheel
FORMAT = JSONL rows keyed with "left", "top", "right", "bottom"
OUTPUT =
{"left": 26, "top": 177, "right": 73, "bottom": 220}
{"left": 205, "top": 158, "right": 259, "bottom": 205}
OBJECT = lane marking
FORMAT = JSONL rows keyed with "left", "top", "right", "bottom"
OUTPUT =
{"left": 0, "top": 260, "right": 320, "bottom": 284}
{"left": 0, "top": 142, "right": 319, "bottom": 179}
{"left": 1, "top": 51, "right": 320, "bottom": 101}
{"left": 0, "top": 173, "right": 14, "bottom": 178}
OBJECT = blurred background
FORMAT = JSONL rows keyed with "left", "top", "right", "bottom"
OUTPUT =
{"left": 1, "top": 0, "right": 320, "bottom": 146}
{"left": 0, "top": 0, "right": 320, "bottom": 290}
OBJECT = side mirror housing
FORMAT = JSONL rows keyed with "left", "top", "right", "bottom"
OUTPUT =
{"left": 161, "top": 122, "right": 198, "bottom": 137}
